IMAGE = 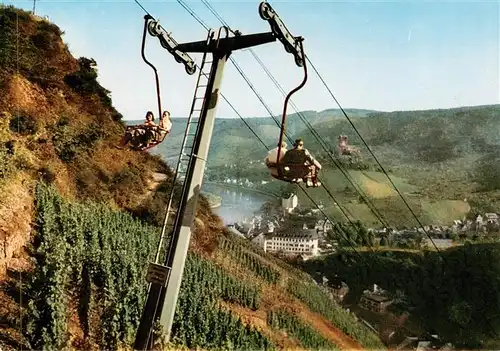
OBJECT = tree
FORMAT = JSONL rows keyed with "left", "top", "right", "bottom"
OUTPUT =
{"left": 475, "top": 153, "right": 500, "bottom": 191}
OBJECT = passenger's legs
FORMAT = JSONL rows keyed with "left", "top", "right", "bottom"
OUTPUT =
{"left": 304, "top": 165, "right": 315, "bottom": 187}
{"left": 266, "top": 162, "right": 278, "bottom": 177}
{"left": 116, "top": 131, "right": 133, "bottom": 149}
{"left": 303, "top": 165, "right": 321, "bottom": 187}
{"left": 132, "top": 129, "right": 148, "bottom": 150}
{"left": 311, "top": 165, "right": 321, "bottom": 187}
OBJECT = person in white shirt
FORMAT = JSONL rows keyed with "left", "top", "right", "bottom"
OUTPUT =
{"left": 265, "top": 141, "right": 287, "bottom": 177}
{"left": 158, "top": 110, "right": 172, "bottom": 133}
{"left": 147, "top": 110, "right": 172, "bottom": 149}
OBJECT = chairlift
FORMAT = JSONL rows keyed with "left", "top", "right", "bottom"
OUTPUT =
{"left": 118, "top": 15, "right": 171, "bottom": 152}
{"left": 259, "top": 1, "right": 321, "bottom": 187}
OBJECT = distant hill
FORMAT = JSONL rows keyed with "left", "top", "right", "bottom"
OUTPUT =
{"left": 288, "top": 104, "right": 500, "bottom": 227}
{"left": 132, "top": 108, "right": 379, "bottom": 166}
{"left": 142, "top": 104, "right": 500, "bottom": 227}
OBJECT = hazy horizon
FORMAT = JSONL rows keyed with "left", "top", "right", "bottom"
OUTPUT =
{"left": 128, "top": 103, "right": 500, "bottom": 120}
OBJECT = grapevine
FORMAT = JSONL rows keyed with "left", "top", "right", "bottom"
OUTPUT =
{"left": 25, "top": 183, "right": 273, "bottom": 350}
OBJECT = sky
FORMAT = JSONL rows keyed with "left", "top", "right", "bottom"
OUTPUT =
{"left": 2, "top": 0, "right": 499, "bottom": 120}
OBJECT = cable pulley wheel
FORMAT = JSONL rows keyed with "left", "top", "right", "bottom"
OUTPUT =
{"left": 147, "top": 21, "right": 158, "bottom": 37}
{"left": 259, "top": 2, "right": 272, "bottom": 20}
{"left": 185, "top": 64, "right": 196, "bottom": 75}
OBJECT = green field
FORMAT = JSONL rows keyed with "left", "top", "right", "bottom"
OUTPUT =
{"left": 257, "top": 166, "right": 471, "bottom": 227}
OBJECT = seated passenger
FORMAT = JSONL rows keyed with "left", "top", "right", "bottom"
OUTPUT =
{"left": 117, "top": 111, "right": 156, "bottom": 150}
{"left": 154, "top": 110, "right": 173, "bottom": 142}
{"left": 265, "top": 141, "right": 287, "bottom": 177}
{"left": 140, "top": 110, "right": 157, "bottom": 148}
{"left": 279, "top": 138, "right": 322, "bottom": 187}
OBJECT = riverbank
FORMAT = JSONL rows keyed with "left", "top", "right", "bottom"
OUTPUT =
{"left": 204, "top": 181, "right": 280, "bottom": 198}
{"left": 200, "top": 191, "right": 222, "bottom": 209}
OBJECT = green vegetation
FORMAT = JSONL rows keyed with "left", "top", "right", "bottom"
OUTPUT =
{"left": 1, "top": 6, "right": 388, "bottom": 350}
{"left": 300, "top": 245, "right": 500, "bottom": 349}
{"left": 0, "top": 140, "right": 15, "bottom": 180}
{"left": 0, "top": 5, "right": 61, "bottom": 77}
{"left": 10, "top": 5, "right": 500, "bottom": 350}
{"left": 219, "top": 236, "right": 281, "bottom": 284}
{"left": 286, "top": 278, "right": 386, "bottom": 350}
{"left": 267, "top": 308, "right": 340, "bottom": 350}
{"left": 171, "top": 254, "right": 272, "bottom": 350}
{"left": 328, "top": 220, "right": 376, "bottom": 247}
{"left": 9, "top": 113, "right": 39, "bottom": 135}
{"left": 25, "top": 183, "right": 160, "bottom": 350}
{"left": 51, "top": 116, "right": 106, "bottom": 162}
{"left": 64, "top": 57, "right": 122, "bottom": 121}
{"left": 23, "top": 183, "right": 271, "bottom": 350}
{"left": 0, "top": 111, "right": 40, "bottom": 181}
{"left": 299, "top": 105, "right": 500, "bottom": 219}
{"left": 181, "top": 253, "right": 261, "bottom": 311}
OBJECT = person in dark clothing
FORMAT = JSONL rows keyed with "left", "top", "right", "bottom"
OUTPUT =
{"left": 278, "top": 138, "right": 322, "bottom": 187}
{"left": 116, "top": 111, "right": 156, "bottom": 150}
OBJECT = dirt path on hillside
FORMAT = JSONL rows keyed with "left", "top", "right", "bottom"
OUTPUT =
{"left": 262, "top": 285, "right": 365, "bottom": 351}
{"left": 147, "top": 172, "right": 168, "bottom": 194}
{"left": 219, "top": 301, "right": 307, "bottom": 350}
{"left": 212, "top": 249, "right": 365, "bottom": 351}
{"left": 222, "top": 296, "right": 364, "bottom": 351}
{"left": 296, "top": 307, "right": 364, "bottom": 351}
{"left": 135, "top": 172, "right": 168, "bottom": 207}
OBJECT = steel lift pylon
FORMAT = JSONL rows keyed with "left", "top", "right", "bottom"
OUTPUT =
{"left": 134, "top": 2, "right": 305, "bottom": 349}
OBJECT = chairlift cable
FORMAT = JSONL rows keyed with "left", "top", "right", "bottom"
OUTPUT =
{"left": 203, "top": 0, "right": 389, "bottom": 230}
{"left": 183, "top": 0, "right": 500, "bottom": 287}
{"left": 176, "top": 0, "right": 446, "bottom": 258}
{"left": 201, "top": 0, "right": 436, "bottom": 254}
{"left": 136, "top": 0, "right": 374, "bottom": 254}
{"left": 134, "top": 0, "right": 152, "bottom": 17}
{"left": 214, "top": 94, "right": 371, "bottom": 260}
{"left": 199, "top": 0, "right": 381, "bottom": 237}
{"left": 176, "top": 0, "right": 210, "bottom": 31}
{"left": 179, "top": 0, "right": 373, "bottom": 249}
{"left": 303, "top": 55, "right": 445, "bottom": 250}
{"left": 172, "top": 1, "right": 368, "bottom": 253}
{"left": 247, "top": 48, "right": 390, "bottom": 229}
{"left": 299, "top": 30, "right": 500, "bottom": 341}
{"left": 133, "top": 0, "right": 500, "bottom": 341}
{"left": 231, "top": 59, "right": 362, "bottom": 223}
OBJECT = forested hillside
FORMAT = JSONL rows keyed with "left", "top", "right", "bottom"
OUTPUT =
{"left": 151, "top": 108, "right": 377, "bottom": 166}
{"left": 161, "top": 103, "right": 500, "bottom": 227}
{"left": 0, "top": 5, "right": 384, "bottom": 350}
{"left": 299, "top": 244, "right": 500, "bottom": 350}
{"left": 298, "top": 105, "right": 500, "bottom": 219}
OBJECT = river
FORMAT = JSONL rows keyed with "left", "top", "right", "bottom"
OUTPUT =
{"left": 201, "top": 183, "right": 276, "bottom": 225}
{"left": 151, "top": 147, "right": 276, "bottom": 225}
